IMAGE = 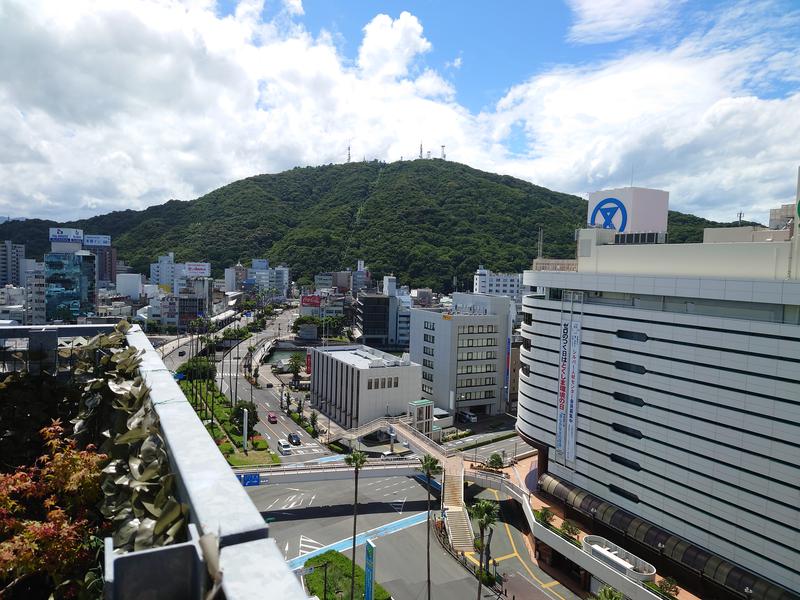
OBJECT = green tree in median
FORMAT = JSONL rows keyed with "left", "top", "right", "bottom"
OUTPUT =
{"left": 344, "top": 450, "right": 367, "bottom": 600}
{"left": 231, "top": 400, "right": 259, "bottom": 441}
{"left": 418, "top": 454, "right": 442, "bottom": 600}
{"left": 487, "top": 452, "right": 504, "bottom": 470}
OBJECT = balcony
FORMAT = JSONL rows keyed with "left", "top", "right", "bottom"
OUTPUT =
{"left": 0, "top": 323, "right": 306, "bottom": 600}
{"left": 531, "top": 258, "right": 578, "bottom": 272}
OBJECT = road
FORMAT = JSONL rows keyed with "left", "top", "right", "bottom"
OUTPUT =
{"left": 248, "top": 475, "right": 480, "bottom": 600}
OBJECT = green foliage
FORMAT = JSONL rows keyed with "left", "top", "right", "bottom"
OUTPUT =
{"left": 304, "top": 550, "right": 391, "bottom": 600}
{"left": 560, "top": 519, "right": 580, "bottom": 539}
{"left": 288, "top": 352, "right": 304, "bottom": 377}
{"left": 291, "top": 315, "right": 345, "bottom": 336}
{"left": 594, "top": 586, "right": 624, "bottom": 600}
{"left": 658, "top": 577, "right": 679, "bottom": 597}
{"left": 487, "top": 452, "right": 504, "bottom": 469}
{"left": 0, "top": 161, "right": 746, "bottom": 292}
{"left": 176, "top": 357, "right": 216, "bottom": 381}
{"left": 231, "top": 400, "right": 259, "bottom": 439}
{"left": 538, "top": 507, "right": 554, "bottom": 525}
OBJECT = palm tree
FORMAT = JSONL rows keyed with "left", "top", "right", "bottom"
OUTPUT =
{"left": 418, "top": 455, "right": 442, "bottom": 600}
{"left": 344, "top": 450, "right": 367, "bottom": 600}
{"left": 469, "top": 499, "right": 499, "bottom": 600}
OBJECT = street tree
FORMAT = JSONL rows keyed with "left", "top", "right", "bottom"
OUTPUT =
{"left": 288, "top": 352, "right": 304, "bottom": 384}
{"left": 344, "top": 450, "right": 367, "bottom": 600}
{"left": 309, "top": 411, "right": 319, "bottom": 436}
{"left": 418, "top": 455, "right": 442, "bottom": 600}
{"left": 487, "top": 452, "right": 504, "bottom": 470}
{"left": 469, "top": 499, "right": 499, "bottom": 600}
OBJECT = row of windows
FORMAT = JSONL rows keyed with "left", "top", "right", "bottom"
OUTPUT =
{"left": 457, "top": 363, "right": 496, "bottom": 374}
{"left": 457, "top": 324, "right": 498, "bottom": 334}
{"left": 457, "top": 337, "right": 497, "bottom": 348}
{"left": 423, "top": 333, "right": 435, "bottom": 343}
{"left": 423, "top": 358, "right": 434, "bottom": 369}
{"left": 366, "top": 376, "right": 400, "bottom": 390}
{"left": 424, "top": 320, "right": 435, "bottom": 331}
{"left": 458, "top": 376, "right": 496, "bottom": 388}
{"left": 457, "top": 350, "right": 497, "bottom": 361}
{"left": 423, "top": 346, "right": 434, "bottom": 356}
{"left": 422, "top": 383, "right": 433, "bottom": 395}
{"left": 461, "top": 390, "right": 495, "bottom": 400}
{"left": 422, "top": 371, "right": 434, "bottom": 382}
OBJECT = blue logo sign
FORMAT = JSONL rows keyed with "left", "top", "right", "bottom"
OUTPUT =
{"left": 589, "top": 197, "right": 628, "bottom": 232}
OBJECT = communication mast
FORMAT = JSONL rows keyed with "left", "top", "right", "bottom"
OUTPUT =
{"left": 441, "top": 145, "right": 446, "bottom": 160}
{"left": 419, "top": 143, "right": 423, "bottom": 159}
{"left": 737, "top": 211, "right": 744, "bottom": 226}
{"left": 347, "top": 145, "right": 351, "bottom": 163}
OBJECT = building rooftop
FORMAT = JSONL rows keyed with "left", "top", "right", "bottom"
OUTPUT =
{"left": 316, "top": 345, "right": 416, "bottom": 369}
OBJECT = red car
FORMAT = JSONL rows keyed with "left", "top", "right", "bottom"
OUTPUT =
{"left": 267, "top": 412, "right": 278, "bottom": 424}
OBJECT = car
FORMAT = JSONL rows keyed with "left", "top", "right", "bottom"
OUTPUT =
{"left": 265, "top": 382, "right": 274, "bottom": 388}
{"left": 267, "top": 412, "right": 278, "bottom": 424}
{"left": 178, "top": 350, "right": 186, "bottom": 356}
{"left": 288, "top": 432, "right": 301, "bottom": 445}
{"left": 278, "top": 440, "right": 291, "bottom": 455}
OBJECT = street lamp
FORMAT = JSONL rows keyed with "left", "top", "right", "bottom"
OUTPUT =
{"left": 743, "top": 587, "right": 753, "bottom": 599}
{"left": 590, "top": 506, "right": 597, "bottom": 530}
{"left": 657, "top": 541, "right": 665, "bottom": 558}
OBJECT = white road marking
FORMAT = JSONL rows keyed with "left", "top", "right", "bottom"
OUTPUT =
{"left": 299, "top": 535, "right": 324, "bottom": 556}
{"left": 308, "top": 494, "right": 316, "bottom": 507}
{"left": 265, "top": 498, "right": 279, "bottom": 510}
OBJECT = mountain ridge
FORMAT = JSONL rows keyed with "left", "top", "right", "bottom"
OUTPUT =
{"left": 0, "top": 160, "right": 750, "bottom": 291}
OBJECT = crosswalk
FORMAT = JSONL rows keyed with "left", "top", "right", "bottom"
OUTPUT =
{"left": 298, "top": 535, "right": 325, "bottom": 556}
{"left": 389, "top": 496, "right": 406, "bottom": 514}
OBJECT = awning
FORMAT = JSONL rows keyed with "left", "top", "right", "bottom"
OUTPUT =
{"left": 538, "top": 473, "right": 795, "bottom": 600}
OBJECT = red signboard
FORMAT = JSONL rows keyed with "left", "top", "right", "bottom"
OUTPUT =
{"left": 306, "top": 349, "right": 311, "bottom": 374}
{"left": 301, "top": 295, "right": 322, "bottom": 307}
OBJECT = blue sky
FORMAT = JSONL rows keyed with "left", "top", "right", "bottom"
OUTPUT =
{"left": 0, "top": 0, "right": 798, "bottom": 222}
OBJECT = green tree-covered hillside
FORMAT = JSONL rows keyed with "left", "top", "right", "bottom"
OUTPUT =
{"left": 0, "top": 160, "right": 748, "bottom": 291}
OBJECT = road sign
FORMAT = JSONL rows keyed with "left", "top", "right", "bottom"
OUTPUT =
{"left": 173, "top": 372, "right": 186, "bottom": 380}
{"left": 245, "top": 311, "right": 253, "bottom": 317}
{"left": 236, "top": 472, "right": 260, "bottom": 487}
{"left": 295, "top": 565, "right": 315, "bottom": 577}
{"left": 365, "top": 539, "right": 376, "bottom": 600}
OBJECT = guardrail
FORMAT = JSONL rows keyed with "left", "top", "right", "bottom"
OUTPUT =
{"left": 233, "top": 457, "right": 420, "bottom": 475}
{"left": 464, "top": 470, "right": 661, "bottom": 600}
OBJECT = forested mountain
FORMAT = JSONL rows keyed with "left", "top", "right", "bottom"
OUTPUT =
{"left": 0, "top": 160, "right": 749, "bottom": 291}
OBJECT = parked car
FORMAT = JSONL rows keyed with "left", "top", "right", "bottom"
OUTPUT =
{"left": 178, "top": 350, "right": 186, "bottom": 356}
{"left": 288, "top": 432, "right": 301, "bottom": 445}
{"left": 267, "top": 412, "right": 278, "bottom": 424}
{"left": 265, "top": 382, "right": 274, "bottom": 388}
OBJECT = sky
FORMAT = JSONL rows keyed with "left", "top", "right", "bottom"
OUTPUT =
{"left": 0, "top": 0, "right": 798, "bottom": 223}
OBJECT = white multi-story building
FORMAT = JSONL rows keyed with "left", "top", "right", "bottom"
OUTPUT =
{"left": 116, "top": 273, "right": 143, "bottom": 301}
{"left": 248, "top": 261, "right": 290, "bottom": 299}
{"left": 150, "top": 252, "right": 177, "bottom": 289}
{"left": 410, "top": 293, "right": 514, "bottom": 417}
{"left": 518, "top": 180, "right": 800, "bottom": 598}
{"left": 310, "top": 345, "right": 421, "bottom": 429}
{"left": 0, "top": 240, "right": 25, "bottom": 287}
{"left": 474, "top": 265, "right": 523, "bottom": 306}
{"left": 149, "top": 252, "right": 211, "bottom": 294}
{"left": 24, "top": 265, "right": 45, "bottom": 325}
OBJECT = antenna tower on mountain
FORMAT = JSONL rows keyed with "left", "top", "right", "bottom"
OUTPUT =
{"left": 419, "top": 143, "right": 423, "bottom": 159}
{"left": 737, "top": 211, "right": 744, "bottom": 226}
{"left": 347, "top": 145, "right": 351, "bottom": 163}
{"left": 441, "top": 145, "right": 446, "bottom": 160}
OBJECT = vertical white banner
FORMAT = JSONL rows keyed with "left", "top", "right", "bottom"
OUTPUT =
{"left": 565, "top": 320, "right": 582, "bottom": 467}
{"left": 555, "top": 319, "right": 571, "bottom": 461}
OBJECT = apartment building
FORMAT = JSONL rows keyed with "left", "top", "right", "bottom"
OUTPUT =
{"left": 518, "top": 181, "right": 800, "bottom": 598}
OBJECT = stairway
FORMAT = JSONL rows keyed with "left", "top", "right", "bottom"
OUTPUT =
{"left": 443, "top": 461, "right": 475, "bottom": 552}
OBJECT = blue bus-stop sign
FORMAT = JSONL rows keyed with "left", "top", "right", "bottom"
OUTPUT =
{"left": 236, "top": 472, "right": 261, "bottom": 487}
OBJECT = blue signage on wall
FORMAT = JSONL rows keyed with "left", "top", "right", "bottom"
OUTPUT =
{"left": 365, "top": 539, "right": 376, "bottom": 600}
{"left": 589, "top": 197, "right": 628, "bottom": 232}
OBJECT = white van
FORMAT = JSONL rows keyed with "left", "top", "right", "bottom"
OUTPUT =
{"left": 278, "top": 440, "right": 292, "bottom": 455}
{"left": 457, "top": 410, "right": 477, "bottom": 423}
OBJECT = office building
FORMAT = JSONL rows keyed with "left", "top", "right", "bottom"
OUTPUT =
{"left": 83, "top": 234, "right": 117, "bottom": 285}
{"left": 0, "top": 240, "right": 25, "bottom": 287}
{"left": 247, "top": 261, "right": 290, "bottom": 299}
{"left": 410, "top": 293, "right": 514, "bottom": 417}
{"left": 224, "top": 262, "right": 247, "bottom": 292}
{"left": 310, "top": 345, "right": 421, "bottom": 428}
{"left": 116, "top": 273, "right": 143, "bottom": 301}
{"left": 24, "top": 265, "right": 46, "bottom": 325}
{"left": 518, "top": 180, "right": 800, "bottom": 597}
{"left": 351, "top": 259, "right": 371, "bottom": 293}
{"left": 473, "top": 265, "right": 523, "bottom": 307}
{"left": 354, "top": 276, "right": 411, "bottom": 348}
{"left": 44, "top": 251, "right": 97, "bottom": 321}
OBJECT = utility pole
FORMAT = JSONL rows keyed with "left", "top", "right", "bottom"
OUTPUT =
{"left": 537, "top": 227, "right": 544, "bottom": 259}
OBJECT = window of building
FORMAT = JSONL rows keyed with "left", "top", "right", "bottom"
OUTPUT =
{"left": 367, "top": 379, "right": 373, "bottom": 390}
{"left": 422, "top": 384, "right": 433, "bottom": 395}
{"left": 615, "top": 361, "right": 647, "bottom": 375}
{"left": 468, "top": 325, "right": 474, "bottom": 333}
{"left": 423, "top": 346, "right": 434, "bottom": 356}
{"left": 612, "top": 391, "right": 645, "bottom": 407}
{"left": 423, "top": 358, "right": 434, "bottom": 369}
{"left": 381, "top": 378, "right": 386, "bottom": 389}
{"left": 394, "top": 377, "right": 398, "bottom": 387}
{"left": 608, "top": 484, "right": 640, "bottom": 503}
{"left": 477, "top": 325, "right": 484, "bottom": 333}
{"left": 610, "top": 454, "right": 642, "bottom": 471}
{"left": 611, "top": 423, "right": 643, "bottom": 439}
{"left": 387, "top": 378, "right": 393, "bottom": 388}
{"left": 424, "top": 320, "right": 435, "bottom": 331}
{"left": 424, "top": 333, "right": 435, "bottom": 343}
{"left": 423, "top": 371, "right": 433, "bottom": 382}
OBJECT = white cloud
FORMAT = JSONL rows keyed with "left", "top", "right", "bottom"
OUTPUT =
{"left": 283, "top": 0, "right": 303, "bottom": 16}
{"left": 566, "top": 0, "right": 680, "bottom": 43}
{"left": 0, "top": 0, "right": 797, "bottom": 225}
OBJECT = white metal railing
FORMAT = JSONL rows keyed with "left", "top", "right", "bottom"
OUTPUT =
{"left": 232, "top": 458, "right": 419, "bottom": 474}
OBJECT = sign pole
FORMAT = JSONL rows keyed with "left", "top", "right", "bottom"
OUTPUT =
{"left": 365, "top": 539, "right": 376, "bottom": 600}
{"left": 243, "top": 408, "right": 249, "bottom": 454}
